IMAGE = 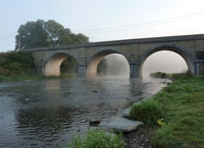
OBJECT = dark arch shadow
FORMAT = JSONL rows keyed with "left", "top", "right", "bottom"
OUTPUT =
{"left": 86, "top": 48, "right": 130, "bottom": 79}
{"left": 43, "top": 51, "right": 78, "bottom": 76}
{"left": 139, "top": 43, "right": 196, "bottom": 78}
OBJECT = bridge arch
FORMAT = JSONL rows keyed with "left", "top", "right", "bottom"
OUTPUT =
{"left": 86, "top": 48, "right": 130, "bottom": 78}
{"left": 43, "top": 51, "right": 78, "bottom": 76}
{"left": 139, "top": 43, "right": 196, "bottom": 78}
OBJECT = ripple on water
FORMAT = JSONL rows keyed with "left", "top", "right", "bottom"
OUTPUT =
{"left": 0, "top": 78, "right": 166, "bottom": 148}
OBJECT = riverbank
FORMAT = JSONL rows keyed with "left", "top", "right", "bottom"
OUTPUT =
{"left": 0, "top": 51, "right": 77, "bottom": 82}
{"left": 0, "top": 73, "right": 76, "bottom": 82}
{"left": 125, "top": 75, "right": 204, "bottom": 148}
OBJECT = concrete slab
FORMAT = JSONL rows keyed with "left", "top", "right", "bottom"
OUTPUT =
{"left": 99, "top": 117, "right": 143, "bottom": 133}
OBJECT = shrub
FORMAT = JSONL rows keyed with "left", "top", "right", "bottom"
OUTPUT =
{"left": 149, "top": 72, "right": 167, "bottom": 78}
{"left": 172, "top": 70, "right": 193, "bottom": 80}
{"left": 2, "top": 51, "right": 34, "bottom": 68}
{"left": 129, "top": 99, "right": 165, "bottom": 126}
{"left": 0, "top": 51, "right": 36, "bottom": 76}
{"left": 67, "top": 129, "right": 124, "bottom": 148}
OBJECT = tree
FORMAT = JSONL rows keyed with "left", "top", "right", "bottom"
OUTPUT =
{"left": 15, "top": 20, "right": 49, "bottom": 50}
{"left": 14, "top": 19, "right": 90, "bottom": 75}
{"left": 15, "top": 19, "right": 89, "bottom": 50}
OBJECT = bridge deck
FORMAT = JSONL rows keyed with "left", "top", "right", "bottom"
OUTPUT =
{"left": 23, "top": 33, "right": 204, "bottom": 51}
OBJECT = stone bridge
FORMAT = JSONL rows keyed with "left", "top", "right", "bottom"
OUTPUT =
{"left": 24, "top": 34, "right": 204, "bottom": 78}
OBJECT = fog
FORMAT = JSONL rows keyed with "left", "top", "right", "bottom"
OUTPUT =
{"left": 99, "top": 51, "right": 188, "bottom": 78}
{"left": 142, "top": 51, "right": 188, "bottom": 78}
{"left": 99, "top": 54, "right": 130, "bottom": 78}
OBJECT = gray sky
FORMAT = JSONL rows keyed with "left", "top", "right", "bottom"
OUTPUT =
{"left": 1, "top": 0, "right": 204, "bottom": 52}
{"left": 0, "top": 0, "right": 202, "bottom": 75}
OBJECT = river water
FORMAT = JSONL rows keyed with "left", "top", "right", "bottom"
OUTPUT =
{"left": 0, "top": 77, "right": 166, "bottom": 148}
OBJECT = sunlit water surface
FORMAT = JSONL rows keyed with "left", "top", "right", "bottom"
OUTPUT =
{"left": 0, "top": 77, "right": 166, "bottom": 148}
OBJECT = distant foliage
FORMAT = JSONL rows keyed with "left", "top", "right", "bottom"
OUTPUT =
{"left": 15, "top": 19, "right": 89, "bottom": 50}
{"left": 97, "top": 58, "right": 108, "bottom": 75}
{"left": 172, "top": 70, "right": 193, "bottom": 80}
{"left": 149, "top": 72, "right": 167, "bottom": 78}
{"left": 60, "top": 57, "right": 77, "bottom": 74}
{"left": 15, "top": 19, "right": 90, "bottom": 74}
{"left": 3, "top": 51, "right": 34, "bottom": 66}
{"left": 0, "top": 51, "right": 35, "bottom": 75}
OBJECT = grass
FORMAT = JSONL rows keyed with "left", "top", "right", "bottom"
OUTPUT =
{"left": 67, "top": 129, "right": 125, "bottom": 148}
{"left": 149, "top": 70, "right": 193, "bottom": 80}
{"left": 129, "top": 99, "right": 165, "bottom": 127}
{"left": 0, "top": 73, "right": 76, "bottom": 82}
{"left": 130, "top": 76, "right": 204, "bottom": 148}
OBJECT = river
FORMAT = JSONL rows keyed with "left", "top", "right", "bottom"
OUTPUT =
{"left": 0, "top": 77, "right": 166, "bottom": 148}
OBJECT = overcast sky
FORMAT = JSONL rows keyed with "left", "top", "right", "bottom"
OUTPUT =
{"left": 0, "top": 0, "right": 203, "bottom": 74}
{"left": 1, "top": 0, "right": 204, "bottom": 52}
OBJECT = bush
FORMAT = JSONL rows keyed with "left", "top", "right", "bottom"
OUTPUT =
{"left": 0, "top": 51, "right": 36, "bottom": 76}
{"left": 129, "top": 99, "right": 165, "bottom": 127}
{"left": 3, "top": 51, "right": 34, "bottom": 67}
{"left": 149, "top": 72, "right": 167, "bottom": 78}
{"left": 172, "top": 70, "right": 193, "bottom": 80}
{"left": 67, "top": 129, "right": 124, "bottom": 148}
{"left": 60, "top": 57, "right": 77, "bottom": 73}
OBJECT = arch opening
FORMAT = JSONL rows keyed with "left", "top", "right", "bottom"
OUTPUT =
{"left": 45, "top": 53, "right": 77, "bottom": 76}
{"left": 140, "top": 46, "right": 192, "bottom": 79}
{"left": 87, "top": 50, "right": 130, "bottom": 79}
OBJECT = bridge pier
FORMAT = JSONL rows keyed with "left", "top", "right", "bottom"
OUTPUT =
{"left": 36, "top": 66, "right": 45, "bottom": 75}
{"left": 130, "top": 63, "right": 140, "bottom": 78}
{"left": 78, "top": 65, "right": 86, "bottom": 78}
{"left": 194, "top": 60, "right": 204, "bottom": 75}
{"left": 194, "top": 62, "right": 199, "bottom": 76}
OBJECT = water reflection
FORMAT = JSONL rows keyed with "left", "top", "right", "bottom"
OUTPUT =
{"left": 15, "top": 107, "right": 74, "bottom": 147}
{"left": 44, "top": 80, "right": 61, "bottom": 90}
{"left": 0, "top": 78, "right": 165, "bottom": 148}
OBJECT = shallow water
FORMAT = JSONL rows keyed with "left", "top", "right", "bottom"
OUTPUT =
{"left": 0, "top": 77, "right": 165, "bottom": 148}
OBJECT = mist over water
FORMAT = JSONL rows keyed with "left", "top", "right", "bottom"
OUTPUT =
{"left": 142, "top": 51, "right": 188, "bottom": 78}
{"left": 98, "top": 51, "right": 188, "bottom": 79}
{"left": 98, "top": 54, "right": 130, "bottom": 79}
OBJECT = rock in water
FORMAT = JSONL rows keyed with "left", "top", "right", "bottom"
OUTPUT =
{"left": 89, "top": 118, "right": 101, "bottom": 126}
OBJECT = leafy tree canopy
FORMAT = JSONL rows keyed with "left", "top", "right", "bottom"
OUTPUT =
{"left": 15, "top": 19, "right": 89, "bottom": 50}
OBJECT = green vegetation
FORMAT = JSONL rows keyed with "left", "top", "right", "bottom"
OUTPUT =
{"left": 150, "top": 72, "right": 167, "bottom": 78}
{"left": 67, "top": 129, "right": 124, "bottom": 148}
{"left": 15, "top": 19, "right": 89, "bottom": 50}
{"left": 129, "top": 76, "right": 204, "bottom": 147}
{"left": 0, "top": 73, "right": 76, "bottom": 82}
{"left": 0, "top": 51, "right": 76, "bottom": 82}
{"left": 14, "top": 19, "right": 90, "bottom": 75}
{"left": 171, "top": 70, "right": 193, "bottom": 80}
{"left": 0, "top": 51, "right": 35, "bottom": 76}
{"left": 129, "top": 99, "right": 165, "bottom": 127}
{"left": 60, "top": 57, "right": 77, "bottom": 74}
{"left": 97, "top": 58, "right": 108, "bottom": 75}
{"left": 150, "top": 70, "right": 193, "bottom": 79}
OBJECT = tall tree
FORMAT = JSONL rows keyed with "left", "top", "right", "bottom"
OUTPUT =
{"left": 15, "top": 19, "right": 90, "bottom": 74}
{"left": 15, "top": 20, "right": 49, "bottom": 50}
{"left": 15, "top": 19, "right": 89, "bottom": 50}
